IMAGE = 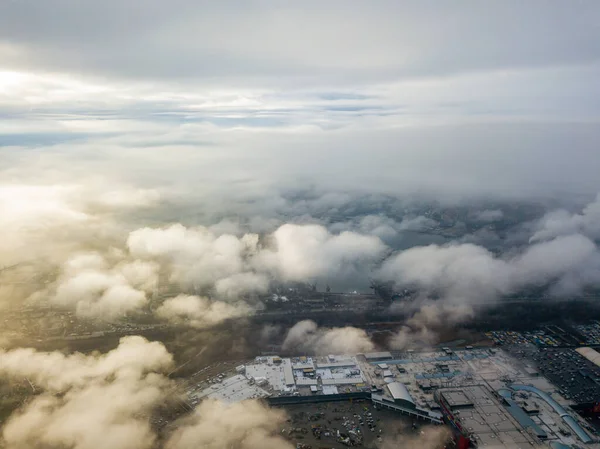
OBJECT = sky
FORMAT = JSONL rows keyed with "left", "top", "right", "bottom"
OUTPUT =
{"left": 2, "top": 4, "right": 600, "bottom": 447}
{"left": 1, "top": 0, "right": 600, "bottom": 309}
{"left": 1, "top": 0, "right": 600, "bottom": 203}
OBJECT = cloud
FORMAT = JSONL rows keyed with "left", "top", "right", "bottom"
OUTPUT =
{"left": 380, "top": 425, "right": 451, "bottom": 449}
{"left": 49, "top": 253, "right": 158, "bottom": 320}
{"left": 376, "top": 233, "right": 600, "bottom": 347}
{"left": 155, "top": 294, "right": 251, "bottom": 329}
{"left": 2, "top": 2, "right": 599, "bottom": 85}
{"left": 530, "top": 193, "right": 600, "bottom": 242}
{"left": 397, "top": 216, "right": 438, "bottom": 231}
{"left": 3, "top": 2, "right": 600, "bottom": 446}
{"left": 0, "top": 336, "right": 174, "bottom": 449}
{"left": 0, "top": 182, "right": 162, "bottom": 313}
{"left": 282, "top": 320, "right": 375, "bottom": 354}
{"left": 128, "top": 222, "right": 386, "bottom": 295}
{"left": 0, "top": 336, "right": 295, "bottom": 449}
{"left": 165, "top": 399, "right": 293, "bottom": 449}
{"left": 0, "top": 335, "right": 173, "bottom": 390}
{"left": 378, "top": 233, "right": 600, "bottom": 301}
{"left": 256, "top": 223, "right": 387, "bottom": 282}
{"left": 127, "top": 224, "right": 265, "bottom": 295}
{"left": 390, "top": 303, "right": 475, "bottom": 350}
{"left": 474, "top": 209, "right": 504, "bottom": 222}
{"left": 330, "top": 214, "right": 437, "bottom": 241}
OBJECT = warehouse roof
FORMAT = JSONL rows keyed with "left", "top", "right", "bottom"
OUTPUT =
{"left": 386, "top": 382, "right": 415, "bottom": 406}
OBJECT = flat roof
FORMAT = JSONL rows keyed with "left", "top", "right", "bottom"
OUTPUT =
{"left": 193, "top": 375, "right": 269, "bottom": 403}
{"left": 322, "top": 385, "right": 339, "bottom": 395}
{"left": 441, "top": 390, "right": 473, "bottom": 408}
{"left": 316, "top": 361, "right": 357, "bottom": 368}
{"left": 282, "top": 359, "right": 295, "bottom": 386}
{"left": 365, "top": 351, "right": 392, "bottom": 360}
{"left": 441, "top": 385, "right": 538, "bottom": 449}
{"left": 245, "top": 359, "right": 290, "bottom": 391}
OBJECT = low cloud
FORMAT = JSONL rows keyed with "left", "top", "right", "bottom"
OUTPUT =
{"left": 0, "top": 336, "right": 174, "bottom": 449}
{"left": 257, "top": 224, "right": 387, "bottom": 282}
{"left": 390, "top": 303, "right": 475, "bottom": 350}
{"left": 0, "top": 336, "right": 297, "bottom": 449}
{"left": 378, "top": 233, "right": 600, "bottom": 302}
{"left": 165, "top": 399, "right": 293, "bottom": 449}
{"left": 155, "top": 294, "right": 251, "bottom": 329}
{"left": 380, "top": 425, "right": 451, "bottom": 449}
{"left": 330, "top": 214, "right": 437, "bottom": 241}
{"left": 397, "top": 216, "right": 438, "bottom": 231}
{"left": 474, "top": 209, "right": 504, "bottom": 222}
{"left": 128, "top": 222, "right": 386, "bottom": 296}
{"left": 530, "top": 193, "right": 600, "bottom": 242}
{"left": 282, "top": 320, "right": 375, "bottom": 355}
{"left": 48, "top": 253, "right": 158, "bottom": 320}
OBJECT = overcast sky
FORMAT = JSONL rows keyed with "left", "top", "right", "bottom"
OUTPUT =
{"left": 1, "top": 0, "right": 600, "bottom": 203}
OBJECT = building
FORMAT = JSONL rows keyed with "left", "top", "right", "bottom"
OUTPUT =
{"left": 364, "top": 351, "right": 393, "bottom": 362}
{"left": 436, "top": 385, "right": 540, "bottom": 448}
{"left": 189, "top": 348, "right": 600, "bottom": 449}
{"left": 387, "top": 382, "right": 416, "bottom": 409}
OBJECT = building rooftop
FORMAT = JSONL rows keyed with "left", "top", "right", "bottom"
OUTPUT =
{"left": 440, "top": 390, "right": 473, "bottom": 408}
{"left": 441, "top": 385, "right": 539, "bottom": 449}
{"left": 188, "top": 348, "right": 600, "bottom": 449}
{"left": 386, "top": 382, "right": 415, "bottom": 406}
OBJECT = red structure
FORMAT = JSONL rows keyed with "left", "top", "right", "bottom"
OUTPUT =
{"left": 435, "top": 390, "right": 472, "bottom": 448}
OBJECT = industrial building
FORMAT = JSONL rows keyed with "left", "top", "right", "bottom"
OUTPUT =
{"left": 188, "top": 348, "right": 600, "bottom": 449}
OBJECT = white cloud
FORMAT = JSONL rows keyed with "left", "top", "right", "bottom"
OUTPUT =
{"left": 531, "top": 194, "right": 600, "bottom": 242}
{"left": 128, "top": 222, "right": 386, "bottom": 295}
{"left": 282, "top": 320, "right": 375, "bottom": 355}
{"left": 378, "top": 233, "right": 600, "bottom": 302}
{"left": 155, "top": 294, "right": 251, "bottom": 329}
{"left": 0, "top": 337, "right": 294, "bottom": 449}
{"left": 51, "top": 253, "right": 157, "bottom": 320}
{"left": 0, "top": 337, "right": 173, "bottom": 449}
{"left": 256, "top": 224, "right": 387, "bottom": 282}
{"left": 165, "top": 399, "right": 293, "bottom": 449}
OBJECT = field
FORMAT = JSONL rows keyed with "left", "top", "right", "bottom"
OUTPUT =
{"left": 275, "top": 400, "right": 420, "bottom": 448}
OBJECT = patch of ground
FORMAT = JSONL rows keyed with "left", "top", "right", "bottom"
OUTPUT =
{"left": 275, "top": 400, "right": 421, "bottom": 448}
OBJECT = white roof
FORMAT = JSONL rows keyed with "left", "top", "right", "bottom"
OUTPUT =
{"left": 322, "top": 385, "right": 339, "bottom": 395}
{"left": 576, "top": 347, "right": 600, "bottom": 367}
{"left": 383, "top": 370, "right": 393, "bottom": 377}
{"left": 292, "top": 361, "right": 315, "bottom": 370}
{"left": 322, "top": 377, "right": 364, "bottom": 385}
{"left": 282, "top": 359, "right": 295, "bottom": 386}
{"left": 316, "top": 361, "right": 357, "bottom": 368}
{"left": 387, "top": 382, "right": 415, "bottom": 405}
{"left": 192, "top": 375, "right": 269, "bottom": 403}
{"left": 365, "top": 351, "right": 392, "bottom": 360}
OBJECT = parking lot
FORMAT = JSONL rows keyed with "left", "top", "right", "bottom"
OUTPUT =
{"left": 530, "top": 348, "right": 600, "bottom": 404}
{"left": 276, "top": 400, "right": 422, "bottom": 448}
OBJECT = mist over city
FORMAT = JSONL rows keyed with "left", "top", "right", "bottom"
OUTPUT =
{"left": 2, "top": 2, "right": 600, "bottom": 448}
